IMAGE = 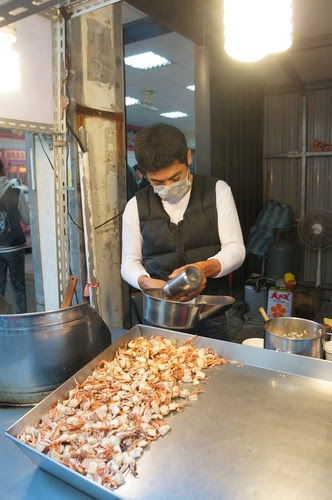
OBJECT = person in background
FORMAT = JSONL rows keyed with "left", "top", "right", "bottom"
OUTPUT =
{"left": 0, "top": 160, "right": 30, "bottom": 313}
{"left": 121, "top": 123, "right": 245, "bottom": 341}
{"left": 133, "top": 164, "right": 150, "bottom": 191}
{"left": 10, "top": 178, "right": 22, "bottom": 187}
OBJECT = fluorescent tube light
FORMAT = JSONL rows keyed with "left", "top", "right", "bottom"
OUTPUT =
{"left": 124, "top": 51, "right": 171, "bottom": 70}
{"left": 125, "top": 96, "right": 139, "bottom": 106}
{"left": 160, "top": 112, "right": 188, "bottom": 119}
{"left": 186, "top": 85, "right": 195, "bottom": 91}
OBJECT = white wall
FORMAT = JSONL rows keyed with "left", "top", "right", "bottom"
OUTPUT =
{"left": 0, "top": 15, "right": 53, "bottom": 125}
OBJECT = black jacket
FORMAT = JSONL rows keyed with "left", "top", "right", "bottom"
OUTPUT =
{"left": 0, "top": 186, "right": 26, "bottom": 248}
{"left": 136, "top": 174, "right": 229, "bottom": 295}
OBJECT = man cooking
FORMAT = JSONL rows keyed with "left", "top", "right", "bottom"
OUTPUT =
{"left": 121, "top": 123, "right": 245, "bottom": 341}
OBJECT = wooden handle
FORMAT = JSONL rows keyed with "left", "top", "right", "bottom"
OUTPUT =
{"left": 259, "top": 307, "right": 269, "bottom": 322}
{"left": 60, "top": 276, "right": 78, "bottom": 309}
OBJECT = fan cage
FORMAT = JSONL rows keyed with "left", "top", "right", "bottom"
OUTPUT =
{"left": 298, "top": 209, "right": 332, "bottom": 250}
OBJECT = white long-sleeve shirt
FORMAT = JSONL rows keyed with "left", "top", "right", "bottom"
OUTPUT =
{"left": 121, "top": 179, "right": 245, "bottom": 290}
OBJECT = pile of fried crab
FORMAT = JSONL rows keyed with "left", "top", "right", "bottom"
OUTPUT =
{"left": 18, "top": 335, "right": 227, "bottom": 490}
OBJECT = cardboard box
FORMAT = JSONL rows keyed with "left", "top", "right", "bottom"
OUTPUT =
{"left": 267, "top": 288, "right": 293, "bottom": 319}
{"left": 293, "top": 288, "right": 321, "bottom": 320}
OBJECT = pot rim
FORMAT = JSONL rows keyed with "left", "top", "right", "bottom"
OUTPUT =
{"left": 265, "top": 316, "right": 326, "bottom": 340}
{"left": 143, "top": 288, "right": 197, "bottom": 306}
{"left": 0, "top": 302, "right": 90, "bottom": 319}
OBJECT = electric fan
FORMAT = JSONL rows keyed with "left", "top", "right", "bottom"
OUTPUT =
{"left": 137, "top": 90, "right": 159, "bottom": 111}
{"left": 298, "top": 208, "right": 332, "bottom": 287}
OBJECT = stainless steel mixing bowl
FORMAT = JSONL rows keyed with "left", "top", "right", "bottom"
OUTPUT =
{"left": 143, "top": 288, "right": 235, "bottom": 329}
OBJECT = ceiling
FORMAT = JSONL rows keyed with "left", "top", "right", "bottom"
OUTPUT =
{"left": 2, "top": 0, "right": 332, "bottom": 136}
{"left": 122, "top": 2, "right": 195, "bottom": 135}
{"left": 252, "top": 0, "right": 332, "bottom": 92}
{"left": 122, "top": 0, "right": 332, "bottom": 134}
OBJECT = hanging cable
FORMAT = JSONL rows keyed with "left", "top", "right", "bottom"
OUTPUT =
{"left": 66, "top": 121, "right": 86, "bottom": 152}
{"left": 66, "top": 122, "right": 125, "bottom": 230}
{"left": 36, "top": 132, "right": 84, "bottom": 231}
{"left": 38, "top": 129, "right": 124, "bottom": 231}
{"left": 94, "top": 210, "right": 124, "bottom": 230}
{"left": 68, "top": 211, "right": 83, "bottom": 230}
{"left": 36, "top": 133, "right": 55, "bottom": 172}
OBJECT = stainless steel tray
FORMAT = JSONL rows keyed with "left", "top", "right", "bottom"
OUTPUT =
{"left": 6, "top": 325, "right": 332, "bottom": 500}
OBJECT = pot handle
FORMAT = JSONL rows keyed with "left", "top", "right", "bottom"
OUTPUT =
{"left": 198, "top": 304, "right": 225, "bottom": 321}
{"left": 60, "top": 276, "right": 78, "bottom": 309}
{"left": 259, "top": 307, "right": 269, "bottom": 323}
{"left": 197, "top": 296, "right": 235, "bottom": 322}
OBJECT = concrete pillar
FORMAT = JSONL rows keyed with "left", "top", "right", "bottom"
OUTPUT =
{"left": 66, "top": 3, "right": 129, "bottom": 331}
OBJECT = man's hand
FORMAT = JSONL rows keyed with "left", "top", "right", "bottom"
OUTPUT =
{"left": 168, "top": 259, "right": 221, "bottom": 302}
{"left": 138, "top": 275, "right": 166, "bottom": 290}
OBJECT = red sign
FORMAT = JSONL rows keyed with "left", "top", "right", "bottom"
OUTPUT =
{"left": 5, "top": 150, "right": 26, "bottom": 160}
{"left": 270, "top": 291, "right": 291, "bottom": 301}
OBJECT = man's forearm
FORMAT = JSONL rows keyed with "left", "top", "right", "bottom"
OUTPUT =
{"left": 197, "top": 258, "right": 222, "bottom": 278}
{"left": 137, "top": 274, "right": 151, "bottom": 290}
{"left": 138, "top": 274, "right": 166, "bottom": 290}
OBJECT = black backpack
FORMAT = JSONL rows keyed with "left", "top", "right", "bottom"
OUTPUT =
{"left": 0, "top": 202, "right": 11, "bottom": 238}
{"left": 0, "top": 187, "right": 21, "bottom": 241}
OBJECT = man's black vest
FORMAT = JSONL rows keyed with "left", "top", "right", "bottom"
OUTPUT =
{"left": 136, "top": 174, "right": 229, "bottom": 296}
{"left": 0, "top": 186, "right": 26, "bottom": 247}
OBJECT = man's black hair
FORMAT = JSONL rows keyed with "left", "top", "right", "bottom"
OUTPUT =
{"left": 133, "top": 164, "right": 147, "bottom": 177}
{"left": 134, "top": 123, "right": 188, "bottom": 173}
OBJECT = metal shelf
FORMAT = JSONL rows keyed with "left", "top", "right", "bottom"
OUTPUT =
{"left": 264, "top": 152, "right": 332, "bottom": 159}
{"left": 0, "top": 0, "right": 119, "bottom": 28}
{"left": 306, "top": 151, "right": 332, "bottom": 157}
{"left": 0, "top": 0, "right": 61, "bottom": 28}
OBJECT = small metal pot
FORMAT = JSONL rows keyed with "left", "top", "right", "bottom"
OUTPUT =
{"left": 264, "top": 317, "right": 326, "bottom": 358}
{"left": 143, "top": 288, "right": 235, "bottom": 329}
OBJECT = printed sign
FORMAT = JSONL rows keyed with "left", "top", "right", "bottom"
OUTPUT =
{"left": 267, "top": 288, "right": 293, "bottom": 319}
{"left": 5, "top": 150, "right": 26, "bottom": 160}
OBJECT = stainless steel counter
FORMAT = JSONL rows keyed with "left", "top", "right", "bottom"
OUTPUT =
{"left": 1, "top": 406, "right": 92, "bottom": 499}
{"left": 5, "top": 325, "right": 332, "bottom": 499}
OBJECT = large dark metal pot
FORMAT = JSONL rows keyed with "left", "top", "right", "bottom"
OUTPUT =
{"left": 0, "top": 303, "right": 111, "bottom": 405}
{"left": 264, "top": 317, "right": 326, "bottom": 358}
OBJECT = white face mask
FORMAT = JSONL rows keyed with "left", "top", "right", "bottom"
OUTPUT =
{"left": 152, "top": 170, "right": 191, "bottom": 202}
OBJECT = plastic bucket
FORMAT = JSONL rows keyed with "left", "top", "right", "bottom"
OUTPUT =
{"left": 242, "top": 338, "right": 264, "bottom": 348}
{"left": 323, "top": 341, "right": 332, "bottom": 361}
